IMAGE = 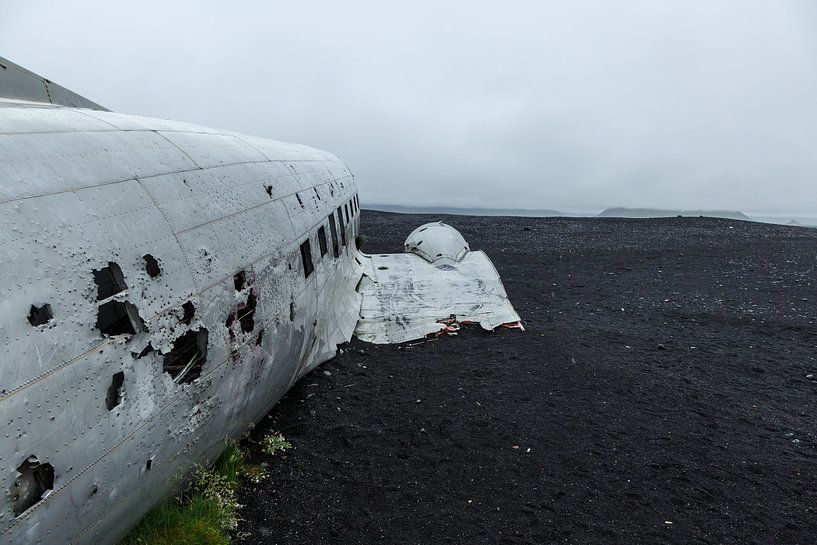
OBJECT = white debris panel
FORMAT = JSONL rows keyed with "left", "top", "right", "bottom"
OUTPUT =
{"left": 355, "top": 222, "right": 522, "bottom": 343}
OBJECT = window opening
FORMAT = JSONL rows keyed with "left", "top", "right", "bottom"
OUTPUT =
{"left": 318, "top": 226, "right": 328, "bottom": 257}
{"left": 300, "top": 240, "right": 314, "bottom": 278}
{"left": 328, "top": 214, "right": 340, "bottom": 258}
{"left": 337, "top": 207, "right": 346, "bottom": 246}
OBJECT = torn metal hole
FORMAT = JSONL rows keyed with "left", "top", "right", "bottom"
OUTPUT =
{"left": 27, "top": 304, "right": 53, "bottom": 326}
{"left": 378, "top": 266, "right": 389, "bottom": 270}
{"left": 265, "top": 184, "right": 273, "bottom": 197}
{"left": 181, "top": 301, "right": 195, "bottom": 325}
{"left": 239, "top": 291, "right": 257, "bottom": 333}
{"left": 143, "top": 254, "right": 161, "bottom": 278}
{"left": 289, "top": 302, "right": 295, "bottom": 322}
{"left": 133, "top": 343, "right": 154, "bottom": 359}
{"left": 11, "top": 456, "right": 54, "bottom": 517}
{"left": 96, "top": 301, "right": 144, "bottom": 337}
{"left": 106, "top": 371, "right": 125, "bottom": 411}
{"left": 163, "top": 328, "right": 209, "bottom": 384}
{"left": 93, "top": 262, "right": 127, "bottom": 300}
{"left": 225, "top": 311, "right": 236, "bottom": 341}
{"left": 255, "top": 328, "right": 264, "bottom": 346}
{"left": 234, "top": 270, "right": 246, "bottom": 291}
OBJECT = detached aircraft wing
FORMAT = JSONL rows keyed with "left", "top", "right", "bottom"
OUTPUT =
{"left": 356, "top": 221, "right": 522, "bottom": 343}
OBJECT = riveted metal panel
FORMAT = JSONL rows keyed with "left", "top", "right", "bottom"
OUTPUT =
{"left": 0, "top": 130, "right": 198, "bottom": 202}
{"left": 0, "top": 56, "right": 107, "bottom": 111}
{"left": 156, "top": 131, "right": 269, "bottom": 169}
{"left": 0, "top": 104, "right": 113, "bottom": 133}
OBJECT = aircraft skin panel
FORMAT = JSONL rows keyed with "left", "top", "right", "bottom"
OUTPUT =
{"left": 0, "top": 129, "right": 199, "bottom": 202}
{"left": 231, "top": 133, "right": 334, "bottom": 162}
{"left": 135, "top": 163, "right": 295, "bottom": 232}
{"left": 154, "top": 131, "right": 270, "bottom": 169}
{"left": 77, "top": 108, "right": 224, "bottom": 134}
{"left": 0, "top": 178, "right": 193, "bottom": 390}
{"left": 0, "top": 102, "right": 114, "bottom": 133}
{"left": 0, "top": 98, "right": 364, "bottom": 545}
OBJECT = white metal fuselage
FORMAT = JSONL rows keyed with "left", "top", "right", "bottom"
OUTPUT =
{"left": 0, "top": 98, "right": 363, "bottom": 545}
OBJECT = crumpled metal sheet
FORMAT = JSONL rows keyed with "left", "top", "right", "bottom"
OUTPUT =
{"left": 355, "top": 223, "right": 522, "bottom": 343}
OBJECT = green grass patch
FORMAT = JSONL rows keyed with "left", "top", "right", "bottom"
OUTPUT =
{"left": 120, "top": 443, "right": 245, "bottom": 545}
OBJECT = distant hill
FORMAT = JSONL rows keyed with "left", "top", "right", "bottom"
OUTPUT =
{"left": 365, "top": 204, "right": 566, "bottom": 217}
{"left": 362, "top": 204, "right": 817, "bottom": 227}
{"left": 597, "top": 207, "right": 751, "bottom": 221}
{"left": 753, "top": 215, "right": 817, "bottom": 228}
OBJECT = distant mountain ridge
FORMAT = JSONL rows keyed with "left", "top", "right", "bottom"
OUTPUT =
{"left": 363, "top": 204, "right": 816, "bottom": 227}
{"left": 365, "top": 204, "right": 565, "bottom": 217}
{"left": 597, "top": 207, "right": 751, "bottom": 221}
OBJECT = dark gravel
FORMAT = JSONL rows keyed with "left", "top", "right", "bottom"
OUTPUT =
{"left": 237, "top": 211, "right": 817, "bottom": 545}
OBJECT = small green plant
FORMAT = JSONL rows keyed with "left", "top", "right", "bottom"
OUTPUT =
{"left": 261, "top": 432, "right": 292, "bottom": 455}
{"left": 242, "top": 464, "right": 269, "bottom": 484}
{"left": 214, "top": 442, "right": 244, "bottom": 486}
{"left": 120, "top": 442, "right": 246, "bottom": 545}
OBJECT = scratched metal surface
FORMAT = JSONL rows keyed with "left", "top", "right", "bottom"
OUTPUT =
{"left": 0, "top": 97, "right": 362, "bottom": 545}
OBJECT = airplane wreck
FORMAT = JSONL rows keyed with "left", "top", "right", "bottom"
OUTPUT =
{"left": 0, "top": 56, "right": 521, "bottom": 545}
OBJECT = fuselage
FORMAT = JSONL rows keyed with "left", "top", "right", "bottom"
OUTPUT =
{"left": 0, "top": 97, "right": 363, "bottom": 545}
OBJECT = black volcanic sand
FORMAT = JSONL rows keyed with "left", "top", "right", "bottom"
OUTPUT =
{"left": 237, "top": 211, "right": 817, "bottom": 545}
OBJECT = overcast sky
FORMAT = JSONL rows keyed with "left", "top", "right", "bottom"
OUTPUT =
{"left": 2, "top": 1, "right": 816, "bottom": 214}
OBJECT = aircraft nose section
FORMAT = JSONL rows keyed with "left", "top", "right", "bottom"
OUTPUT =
{"left": 404, "top": 221, "right": 470, "bottom": 263}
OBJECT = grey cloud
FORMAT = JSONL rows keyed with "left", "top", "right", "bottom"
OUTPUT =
{"left": 2, "top": 0, "right": 815, "bottom": 214}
